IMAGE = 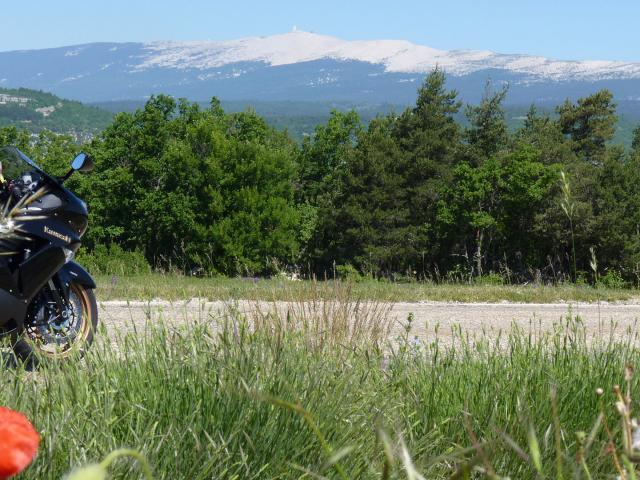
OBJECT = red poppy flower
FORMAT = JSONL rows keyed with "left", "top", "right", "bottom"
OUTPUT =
{"left": 0, "top": 407, "right": 40, "bottom": 479}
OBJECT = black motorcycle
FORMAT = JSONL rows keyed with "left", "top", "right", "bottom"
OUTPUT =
{"left": 0, "top": 146, "right": 98, "bottom": 361}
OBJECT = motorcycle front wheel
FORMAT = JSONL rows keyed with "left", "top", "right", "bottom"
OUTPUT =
{"left": 14, "top": 281, "right": 98, "bottom": 363}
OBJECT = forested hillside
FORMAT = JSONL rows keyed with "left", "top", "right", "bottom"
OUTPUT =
{"left": 0, "top": 88, "right": 113, "bottom": 139}
{"left": 92, "top": 99, "right": 400, "bottom": 142}
{"left": 94, "top": 98, "right": 640, "bottom": 145}
{"left": 4, "top": 70, "right": 640, "bottom": 284}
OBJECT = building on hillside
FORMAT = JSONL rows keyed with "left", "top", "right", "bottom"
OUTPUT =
{"left": 0, "top": 94, "right": 29, "bottom": 105}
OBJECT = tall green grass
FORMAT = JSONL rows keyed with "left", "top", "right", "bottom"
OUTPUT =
{"left": 94, "top": 273, "right": 640, "bottom": 303}
{"left": 2, "top": 305, "right": 640, "bottom": 478}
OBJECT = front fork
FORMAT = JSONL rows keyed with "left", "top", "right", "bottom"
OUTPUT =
{"left": 48, "top": 278, "right": 66, "bottom": 303}
{"left": 47, "top": 278, "right": 71, "bottom": 321}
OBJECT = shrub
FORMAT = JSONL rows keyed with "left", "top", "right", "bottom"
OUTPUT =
{"left": 575, "top": 270, "right": 590, "bottom": 286}
{"left": 390, "top": 272, "right": 416, "bottom": 284}
{"left": 76, "top": 244, "right": 151, "bottom": 276}
{"left": 474, "top": 272, "right": 505, "bottom": 286}
{"left": 597, "top": 269, "right": 628, "bottom": 289}
{"left": 335, "top": 264, "right": 364, "bottom": 282}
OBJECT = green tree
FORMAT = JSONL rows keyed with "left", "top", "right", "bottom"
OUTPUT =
{"left": 591, "top": 147, "right": 640, "bottom": 280}
{"left": 632, "top": 124, "right": 640, "bottom": 153}
{"left": 86, "top": 97, "right": 301, "bottom": 275}
{"left": 557, "top": 89, "right": 617, "bottom": 162}
{"left": 392, "top": 69, "right": 462, "bottom": 274}
{"left": 323, "top": 70, "right": 463, "bottom": 277}
{"left": 464, "top": 82, "right": 509, "bottom": 162}
{"left": 327, "top": 117, "right": 410, "bottom": 275}
{"left": 518, "top": 105, "right": 574, "bottom": 165}
{"left": 394, "top": 68, "right": 461, "bottom": 160}
{"left": 298, "top": 110, "right": 361, "bottom": 205}
{"left": 446, "top": 146, "right": 559, "bottom": 276}
{"left": 0, "top": 126, "right": 31, "bottom": 153}
{"left": 298, "top": 110, "right": 362, "bottom": 266}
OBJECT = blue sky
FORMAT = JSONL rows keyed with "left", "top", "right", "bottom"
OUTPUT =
{"left": 2, "top": 0, "right": 638, "bottom": 61}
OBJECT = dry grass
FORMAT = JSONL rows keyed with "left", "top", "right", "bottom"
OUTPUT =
{"left": 246, "top": 281, "right": 395, "bottom": 350}
{"left": 94, "top": 273, "right": 640, "bottom": 303}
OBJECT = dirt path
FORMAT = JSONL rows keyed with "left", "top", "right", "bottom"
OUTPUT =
{"left": 98, "top": 299, "right": 640, "bottom": 344}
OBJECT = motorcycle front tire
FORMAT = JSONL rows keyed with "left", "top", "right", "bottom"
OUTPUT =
{"left": 13, "top": 281, "right": 98, "bottom": 365}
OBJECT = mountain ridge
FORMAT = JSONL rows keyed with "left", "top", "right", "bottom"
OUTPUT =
{"left": 1, "top": 32, "right": 640, "bottom": 106}
{"left": 136, "top": 31, "right": 640, "bottom": 81}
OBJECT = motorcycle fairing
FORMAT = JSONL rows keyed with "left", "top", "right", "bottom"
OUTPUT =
{"left": 0, "top": 245, "right": 66, "bottom": 328}
{"left": 19, "top": 245, "right": 66, "bottom": 299}
{"left": 0, "top": 288, "right": 27, "bottom": 330}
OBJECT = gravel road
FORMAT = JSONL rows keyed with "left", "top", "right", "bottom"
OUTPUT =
{"left": 98, "top": 299, "right": 640, "bottom": 345}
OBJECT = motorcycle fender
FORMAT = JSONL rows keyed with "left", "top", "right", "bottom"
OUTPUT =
{"left": 56, "top": 261, "right": 96, "bottom": 300}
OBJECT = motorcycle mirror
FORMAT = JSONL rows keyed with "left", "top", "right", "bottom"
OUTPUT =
{"left": 61, "top": 153, "right": 94, "bottom": 183}
{"left": 71, "top": 153, "right": 93, "bottom": 173}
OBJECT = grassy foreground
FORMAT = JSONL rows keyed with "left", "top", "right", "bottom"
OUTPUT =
{"left": 3, "top": 303, "right": 640, "bottom": 478}
{"left": 94, "top": 272, "right": 640, "bottom": 303}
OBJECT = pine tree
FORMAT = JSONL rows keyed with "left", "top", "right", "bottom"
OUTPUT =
{"left": 393, "top": 69, "right": 462, "bottom": 272}
{"left": 557, "top": 89, "right": 617, "bottom": 163}
{"left": 465, "top": 81, "right": 509, "bottom": 162}
{"left": 632, "top": 125, "right": 640, "bottom": 153}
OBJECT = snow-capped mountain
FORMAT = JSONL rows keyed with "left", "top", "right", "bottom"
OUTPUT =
{"left": 138, "top": 31, "right": 640, "bottom": 81}
{"left": 1, "top": 31, "right": 639, "bottom": 106}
